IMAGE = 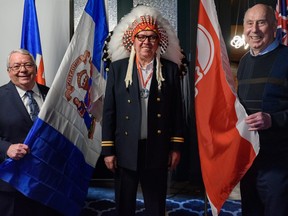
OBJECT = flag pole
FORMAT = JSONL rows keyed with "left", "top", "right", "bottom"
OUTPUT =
{"left": 204, "top": 192, "right": 208, "bottom": 216}
{"left": 188, "top": 0, "right": 208, "bottom": 214}
{"left": 69, "top": 0, "right": 74, "bottom": 40}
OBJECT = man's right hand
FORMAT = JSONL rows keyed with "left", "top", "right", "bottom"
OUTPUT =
{"left": 104, "top": 155, "right": 117, "bottom": 172}
{"left": 7, "top": 143, "right": 30, "bottom": 160}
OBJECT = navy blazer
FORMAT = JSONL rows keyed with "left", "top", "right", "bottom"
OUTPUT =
{"left": 0, "top": 81, "right": 49, "bottom": 191}
{"left": 101, "top": 58, "right": 184, "bottom": 171}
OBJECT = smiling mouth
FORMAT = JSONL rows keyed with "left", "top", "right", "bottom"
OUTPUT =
{"left": 142, "top": 47, "right": 152, "bottom": 50}
{"left": 250, "top": 36, "right": 262, "bottom": 40}
{"left": 18, "top": 75, "right": 31, "bottom": 79}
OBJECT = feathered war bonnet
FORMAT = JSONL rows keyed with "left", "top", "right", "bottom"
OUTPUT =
{"left": 107, "top": 5, "right": 184, "bottom": 90}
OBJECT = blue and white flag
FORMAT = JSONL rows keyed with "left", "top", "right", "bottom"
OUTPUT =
{"left": 0, "top": 0, "right": 108, "bottom": 215}
{"left": 21, "top": 0, "right": 46, "bottom": 85}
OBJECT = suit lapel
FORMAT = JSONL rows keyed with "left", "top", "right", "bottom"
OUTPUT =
{"left": 37, "top": 84, "right": 48, "bottom": 100}
{"left": 129, "top": 62, "right": 140, "bottom": 101}
{"left": 148, "top": 59, "right": 159, "bottom": 100}
{"left": 7, "top": 82, "right": 33, "bottom": 123}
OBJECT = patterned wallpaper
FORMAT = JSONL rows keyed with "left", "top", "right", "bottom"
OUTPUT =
{"left": 133, "top": 0, "right": 177, "bottom": 32}
{"left": 74, "top": 0, "right": 176, "bottom": 32}
{"left": 74, "top": 0, "right": 117, "bottom": 31}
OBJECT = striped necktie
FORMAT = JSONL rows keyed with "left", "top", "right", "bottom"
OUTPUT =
{"left": 26, "top": 90, "right": 40, "bottom": 121}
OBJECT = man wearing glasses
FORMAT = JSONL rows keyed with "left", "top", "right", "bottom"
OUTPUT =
{"left": 101, "top": 5, "right": 185, "bottom": 216}
{"left": 0, "top": 49, "right": 62, "bottom": 215}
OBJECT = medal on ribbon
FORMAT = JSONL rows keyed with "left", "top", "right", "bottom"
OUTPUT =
{"left": 140, "top": 88, "right": 150, "bottom": 98}
{"left": 137, "top": 58, "right": 153, "bottom": 99}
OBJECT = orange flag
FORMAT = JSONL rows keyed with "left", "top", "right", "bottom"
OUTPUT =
{"left": 194, "top": 1, "right": 260, "bottom": 215}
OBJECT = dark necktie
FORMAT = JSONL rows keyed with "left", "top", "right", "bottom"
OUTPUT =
{"left": 26, "top": 90, "right": 40, "bottom": 121}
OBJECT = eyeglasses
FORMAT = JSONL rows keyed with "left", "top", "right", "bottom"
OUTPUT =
{"left": 9, "top": 62, "right": 35, "bottom": 72}
{"left": 135, "top": 34, "right": 159, "bottom": 42}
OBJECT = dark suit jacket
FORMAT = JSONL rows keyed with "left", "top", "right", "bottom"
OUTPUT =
{"left": 101, "top": 58, "right": 184, "bottom": 171}
{"left": 0, "top": 81, "right": 49, "bottom": 191}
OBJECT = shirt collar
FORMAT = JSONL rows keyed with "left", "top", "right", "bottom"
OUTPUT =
{"left": 139, "top": 59, "right": 154, "bottom": 71}
{"left": 16, "top": 84, "right": 41, "bottom": 98}
{"left": 250, "top": 39, "right": 279, "bottom": 56}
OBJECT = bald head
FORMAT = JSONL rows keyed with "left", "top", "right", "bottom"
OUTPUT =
{"left": 243, "top": 4, "right": 277, "bottom": 55}
{"left": 244, "top": 4, "right": 277, "bottom": 25}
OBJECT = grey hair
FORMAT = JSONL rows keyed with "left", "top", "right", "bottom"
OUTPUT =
{"left": 6, "top": 49, "right": 36, "bottom": 71}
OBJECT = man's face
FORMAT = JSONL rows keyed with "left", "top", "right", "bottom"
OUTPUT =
{"left": 133, "top": 30, "right": 159, "bottom": 62}
{"left": 8, "top": 52, "right": 36, "bottom": 90}
{"left": 243, "top": 4, "right": 276, "bottom": 55}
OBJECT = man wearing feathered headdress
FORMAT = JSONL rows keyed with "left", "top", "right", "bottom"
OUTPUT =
{"left": 101, "top": 5, "right": 184, "bottom": 216}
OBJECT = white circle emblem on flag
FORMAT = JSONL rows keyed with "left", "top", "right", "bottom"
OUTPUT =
{"left": 196, "top": 24, "right": 214, "bottom": 75}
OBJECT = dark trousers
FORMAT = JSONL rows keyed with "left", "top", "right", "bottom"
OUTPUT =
{"left": 240, "top": 154, "right": 288, "bottom": 216}
{"left": 114, "top": 140, "right": 168, "bottom": 216}
{"left": 0, "top": 190, "right": 63, "bottom": 216}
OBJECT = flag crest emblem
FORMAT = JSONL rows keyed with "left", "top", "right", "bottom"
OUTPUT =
{"left": 195, "top": 24, "right": 215, "bottom": 96}
{"left": 65, "top": 50, "right": 99, "bottom": 139}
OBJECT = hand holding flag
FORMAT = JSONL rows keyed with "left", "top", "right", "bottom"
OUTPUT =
{"left": 0, "top": 0, "right": 108, "bottom": 215}
{"left": 195, "top": 1, "right": 260, "bottom": 215}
